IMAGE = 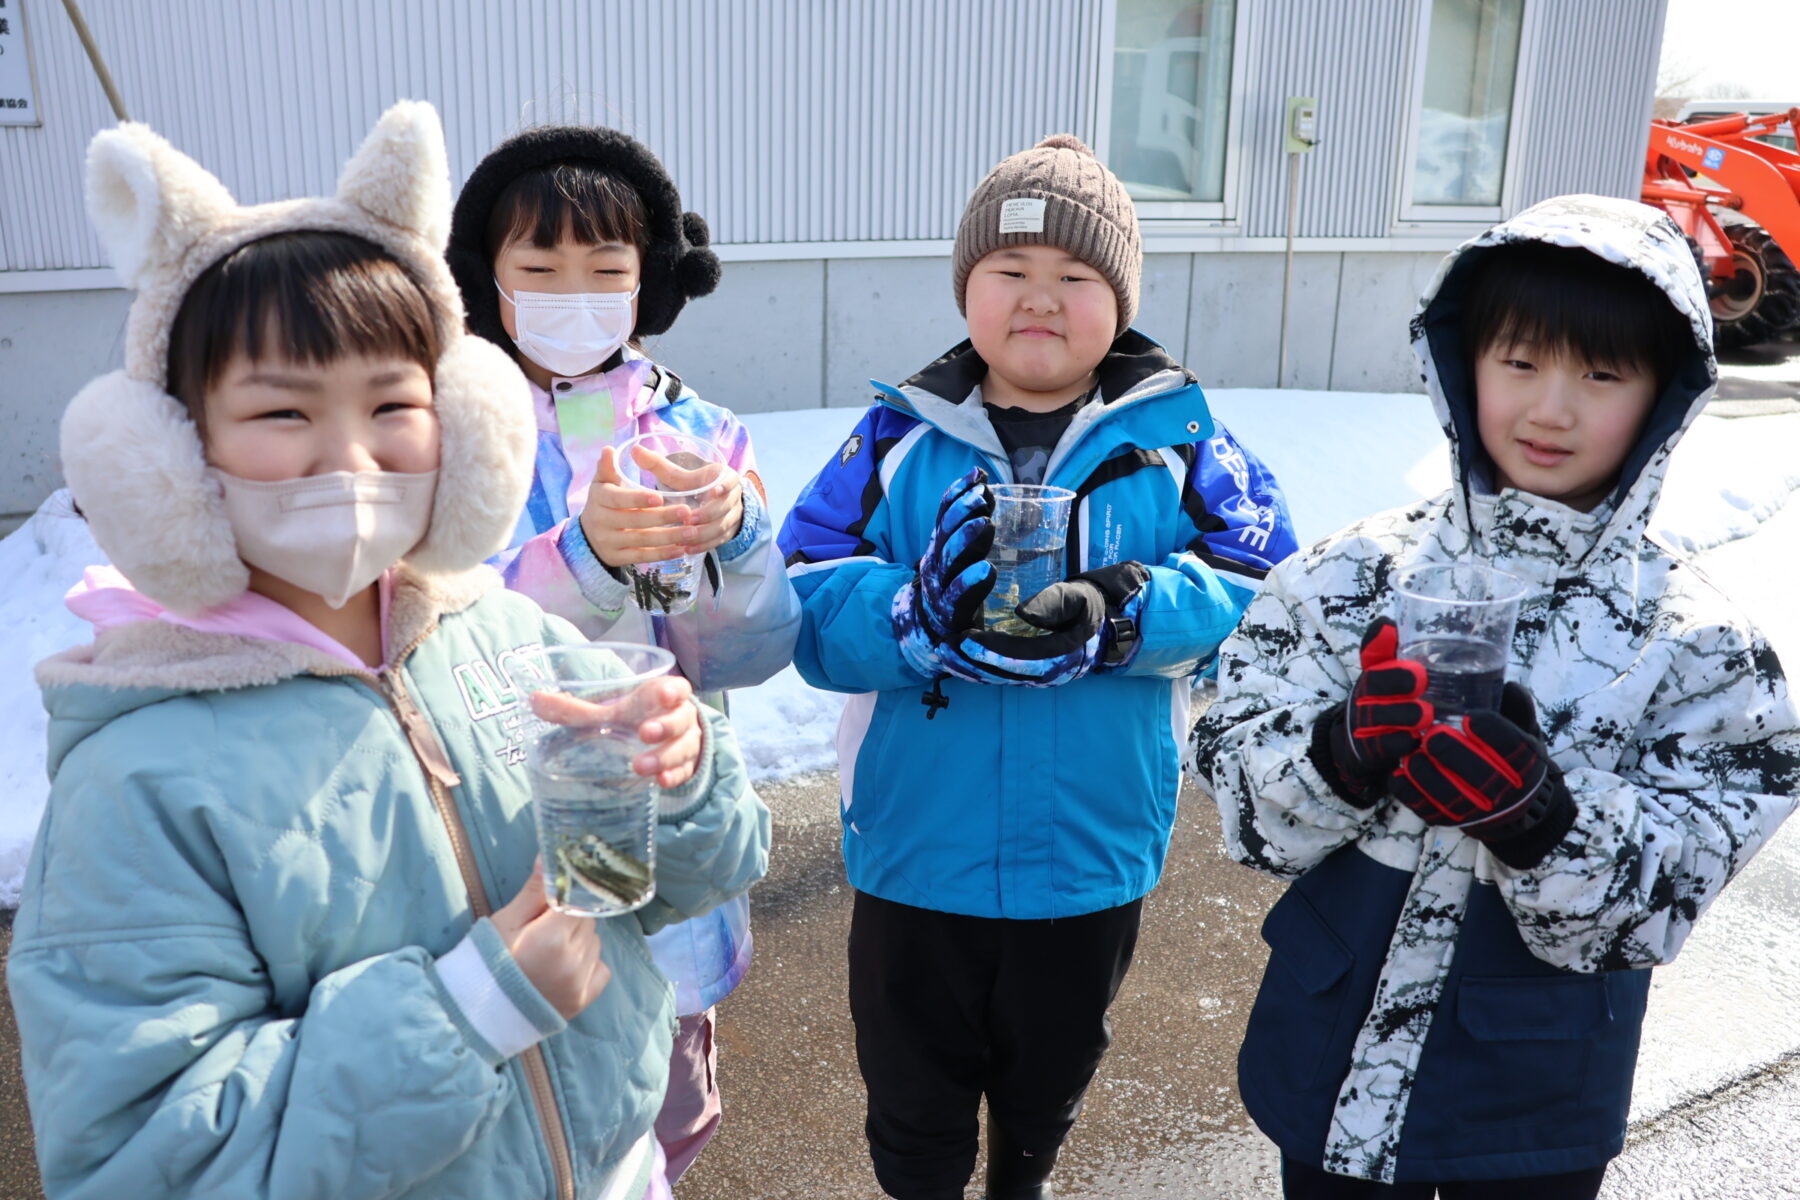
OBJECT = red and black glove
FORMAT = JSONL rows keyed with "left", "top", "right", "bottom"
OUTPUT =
{"left": 1391, "top": 682, "right": 1577, "bottom": 868}
{"left": 1308, "top": 617, "right": 1434, "bottom": 807}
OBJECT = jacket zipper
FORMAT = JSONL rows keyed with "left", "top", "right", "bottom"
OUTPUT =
{"left": 320, "top": 637, "right": 578, "bottom": 1200}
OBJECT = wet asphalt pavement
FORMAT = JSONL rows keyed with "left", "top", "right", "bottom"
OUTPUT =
{"left": 1, "top": 770, "right": 1797, "bottom": 1200}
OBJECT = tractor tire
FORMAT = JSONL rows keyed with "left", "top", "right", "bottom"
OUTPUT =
{"left": 1709, "top": 213, "right": 1800, "bottom": 349}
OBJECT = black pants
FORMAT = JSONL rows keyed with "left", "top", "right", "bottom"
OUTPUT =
{"left": 1281, "top": 1155, "right": 1608, "bottom": 1199}
{"left": 847, "top": 891, "right": 1143, "bottom": 1200}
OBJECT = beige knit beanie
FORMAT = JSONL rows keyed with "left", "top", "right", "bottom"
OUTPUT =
{"left": 953, "top": 134, "right": 1142, "bottom": 336}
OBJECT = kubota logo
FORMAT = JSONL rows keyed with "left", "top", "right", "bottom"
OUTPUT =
{"left": 1667, "top": 136, "right": 1706, "bottom": 156}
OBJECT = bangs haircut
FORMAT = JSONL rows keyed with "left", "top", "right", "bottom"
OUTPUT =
{"left": 484, "top": 162, "right": 650, "bottom": 258}
{"left": 1460, "top": 241, "right": 1691, "bottom": 389}
{"left": 165, "top": 231, "right": 441, "bottom": 416}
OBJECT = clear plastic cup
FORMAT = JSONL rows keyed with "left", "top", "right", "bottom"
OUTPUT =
{"left": 1393, "top": 563, "right": 1528, "bottom": 718}
{"left": 505, "top": 643, "right": 677, "bottom": 916}
{"left": 983, "top": 483, "right": 1077, "bottom": 634}
{"left": 617, "top": 431, "right": 724, "bottom": 617}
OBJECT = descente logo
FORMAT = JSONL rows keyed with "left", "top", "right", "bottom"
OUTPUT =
{"left": 1667, "top": 136, "right": 1706, "bottom": 156}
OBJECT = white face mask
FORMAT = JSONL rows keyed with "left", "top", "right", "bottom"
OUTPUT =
{"left": 496, "top": 279, "right": 639, "bottom": 378}
{"left": 211, "top": 469, "right": 439, "bottom": 609}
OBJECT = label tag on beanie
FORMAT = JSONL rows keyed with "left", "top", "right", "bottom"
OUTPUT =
{"left": 998, "top": 198, "right": 1047, "bottom": 234}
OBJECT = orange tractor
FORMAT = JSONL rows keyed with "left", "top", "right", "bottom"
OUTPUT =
{"left": 1642, "top": 108, "right": 1800, "bottom": 348}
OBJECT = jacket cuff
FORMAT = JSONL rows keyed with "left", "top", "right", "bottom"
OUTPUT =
{"left": 1306, "top": 705, "right": 1384, "bottom": 809}
{"left": 432, "top": 918, "right": 567, "bottom": 1066}
{"left": 657, "top": 704, "right": 717, "bottom": 823}
{"left": 1479, "top": 784, "right": 1580, "bottom": 870}
{"left": 557, "top": 517, "right": 632, "bottom": 614}
{"left": 716, "top": 482, "right": 765, "bottom": 564}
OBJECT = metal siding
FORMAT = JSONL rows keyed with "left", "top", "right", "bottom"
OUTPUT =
{"left": 2, "top": 0, "right": 1107, "bottom": 271}
{"left": 1509, "top": 0, "right": 1667, "bottom": 209}
{"left": 1, "top": 0, "right": 1669, "bottom": 272}
{"left": 1241, "top": 0, "right": 1414, "bottom": 238}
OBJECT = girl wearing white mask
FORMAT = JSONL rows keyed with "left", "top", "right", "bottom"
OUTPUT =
{"left": 13, "top": 103, "right": 769, "bottom": 1200}
{"left": 448, "top": 126, "right": 798, "bottom": 1189}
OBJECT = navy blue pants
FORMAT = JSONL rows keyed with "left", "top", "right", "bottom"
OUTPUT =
{"left": 1281, "top": 1155, "right": 1607, "bottom": 1199}
{"left": 848, "top": 891, "right": 1142, "bottom": 1200}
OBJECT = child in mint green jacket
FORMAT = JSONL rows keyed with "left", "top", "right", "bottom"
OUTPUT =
{"left": 7, "top": 103, "right": 768, "bottom": 1200}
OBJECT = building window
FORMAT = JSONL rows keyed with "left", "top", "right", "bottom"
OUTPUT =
{"left": 1107, "top": 0, "right": 1240, "bottom": 212}
{"left": 1402, "top": 0, "right": 1527, "bottom": 218}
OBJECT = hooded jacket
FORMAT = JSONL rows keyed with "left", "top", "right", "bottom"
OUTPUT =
{"left": 778, "top": 332, "right": 1297, "bottom": 919}
{"left": 7, "top": 102, "right": 771, "bottom": 1200}
{"left": 1189, "top": 195, "right": 1800, "bottom": 1183}
{"left": 10, "top": 569, "right": 770, "bottom": 1200}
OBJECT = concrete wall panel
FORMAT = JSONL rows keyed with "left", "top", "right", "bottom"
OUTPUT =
{"left": 822, "top": 257, "right": 968, "bottom": 409}
{"left": 644, "top": 259, "right": 825, "bottom": 415}
{"left": 1134, "top": 253, "right": 1193, "bottom": 365}
{"left": 0, "top": 288, "right": 131, "bottom": 524}
{"left": 1186, "top": 251, "right": 1341, "bottom": 390}
{"left": 1328, "top": 252, "right": 1447, "bottom": 393}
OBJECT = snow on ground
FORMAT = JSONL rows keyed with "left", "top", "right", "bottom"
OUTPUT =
{"left": 728, "top": 389, "right": 1800, "bottom": 780}
{"left": 0, "top": 491, "right": 109, "bottom": 907}
{"left": 2, "top": 390, "right": 1798, "bottom": 905}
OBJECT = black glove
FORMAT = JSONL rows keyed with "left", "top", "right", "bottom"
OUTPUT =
{"left": 1309, "top": 617, "right": 1434, "bottom": 806}
{"left": 958, "top": 561, "right": 1151, "bottom": 686}
{"left": 1391, "top": 682, "right": 1577, "bottom": 868}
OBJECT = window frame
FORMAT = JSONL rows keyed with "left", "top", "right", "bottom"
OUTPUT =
{"left": 1094, "top": 0, "right": 1254, "bottom": 227}
{"left": 1393, "top": 0, "right": 1540, "bottom": 228}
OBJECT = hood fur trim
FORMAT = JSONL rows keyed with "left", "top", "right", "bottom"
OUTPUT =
{"left": 66, "top": 103, "right": 534, "bottom": 613}
{"left": 37, "top": 564, "right": 500, "bottom": 694}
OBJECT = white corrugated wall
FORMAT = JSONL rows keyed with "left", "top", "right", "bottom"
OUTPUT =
{"left": 0, "top": 0, "right": 1106, "bottom": 272}
{"left": 1239, "top": 0, "right": 1417, "bottom": 238}
{"left": 1, "top": 0, "right": 1668, "bottom": 274}
{"left": 1507, "top": 0, "right": 1665, "bottom": 209}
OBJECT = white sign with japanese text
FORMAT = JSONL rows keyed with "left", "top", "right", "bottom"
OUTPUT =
{"left": 0, "top": 0, "right": 42, "bottom": 128}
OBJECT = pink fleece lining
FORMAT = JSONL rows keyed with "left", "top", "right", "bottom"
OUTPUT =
{"left": 67, "top": 565, "right": 394, "bottom": 671}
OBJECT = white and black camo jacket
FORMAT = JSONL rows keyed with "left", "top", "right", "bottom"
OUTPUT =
{"left": 1188, "top": 194, "right": 1800, "bottom": 1183}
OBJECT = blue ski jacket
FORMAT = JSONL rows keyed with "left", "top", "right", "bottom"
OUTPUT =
{"left": 778, "top": 332, "right": 1297, "bottom": 919}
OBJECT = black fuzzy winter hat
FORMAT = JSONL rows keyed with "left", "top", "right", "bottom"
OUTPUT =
{"left": 447, "top": 125, "right": 722, "bottom": 345}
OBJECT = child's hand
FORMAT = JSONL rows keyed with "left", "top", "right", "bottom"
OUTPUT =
{"left": 579, "top": 446, "right": 695, "bottom": 567}
{"left": 492, "top": 863, "right": 611, "bottom": 1020}
{"left": 646, "top": 454, "right": 744, "bottom": 554}
{"left": 893, "top": 468, "right": 997, "bottom": 684}
{"left": 959, "top": 561, "right": 1150, "bottom": 685}
{"left": 1311, "top": 617, "right": 1434, "bottom": 805}
{"left": 1391, "top": 682, "right": 1574, "bottom": 853}
{"left": 915, "top": 468, "right": 997, "bottom": 641}
{"left": 529, "top": 675, "right": 703, "bottom": 789}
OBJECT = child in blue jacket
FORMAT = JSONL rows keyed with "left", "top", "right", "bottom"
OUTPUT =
{"left": 778, "top": 135, "right": 1297, "bottom": 1200}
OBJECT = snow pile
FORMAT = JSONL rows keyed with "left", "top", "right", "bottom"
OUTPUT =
{"left": 0, "top": 492, "right": 109, "bottom": 908}
{"left": 2, "top": 391, "right": 1797, "bottom": 905}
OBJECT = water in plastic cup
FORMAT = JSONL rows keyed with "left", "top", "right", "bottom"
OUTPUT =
{"left": 505, "top": 643, "right": 676, "bottom": 916}
{"left": 618, "top": 431, "right": 724, "bottom": 617}
{"left": 983, "top": 484, "right": 1077, "bottom": 635}
{"left": 1393, "top": 563, "right": 1528, "bottom": 718}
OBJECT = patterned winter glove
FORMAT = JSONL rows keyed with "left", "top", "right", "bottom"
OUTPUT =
{"left": 1391, "top": 682, "right": 1578, "bottom": 869}
{"left": 1308, "top": 617, "right": 1434, "bottom": 807}
{"left": 893, "top": 468, "right": 996, "bottom": 684}
{"left": 958, "top": 561, "right": 1151, "bottom": 687}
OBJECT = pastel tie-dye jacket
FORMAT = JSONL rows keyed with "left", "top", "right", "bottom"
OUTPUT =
{"left": 493, "top": 347, "right": 800, "bottom": 696}
{"left": 492, "top": 347, "right": 798, "bottom": 1014}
